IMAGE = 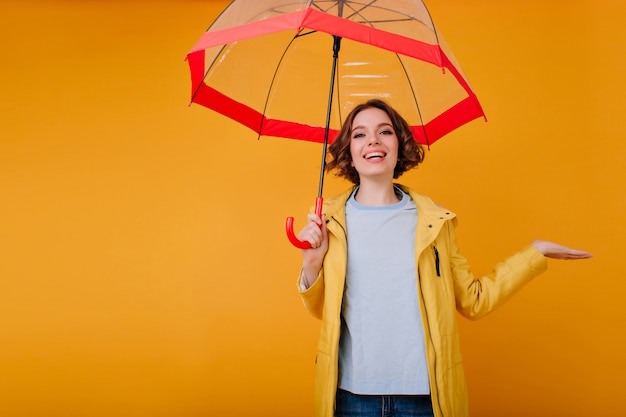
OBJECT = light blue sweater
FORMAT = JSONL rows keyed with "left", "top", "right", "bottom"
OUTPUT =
{"left": 338, "top": 188, "right": 430, "bottom": 395}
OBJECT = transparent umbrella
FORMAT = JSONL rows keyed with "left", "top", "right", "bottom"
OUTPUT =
{"left": 186, "top": 0, "right": 485, "bottom": 247}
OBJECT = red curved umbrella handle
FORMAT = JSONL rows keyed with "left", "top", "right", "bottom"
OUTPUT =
{"left": 286, "top": 197, "right": 324, "bottom": 249}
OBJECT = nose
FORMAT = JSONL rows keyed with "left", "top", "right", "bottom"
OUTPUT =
{"left": 368, "top": 135, "right": 380, "bottom": 145}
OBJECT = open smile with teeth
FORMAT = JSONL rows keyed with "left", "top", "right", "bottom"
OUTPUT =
{"left": 365, "top": 151, "right": 386, "bottom": 160}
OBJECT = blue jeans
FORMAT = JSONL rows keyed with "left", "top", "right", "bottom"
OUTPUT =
{"left": 335, "top": 389, "right": 434, "bottom": 417}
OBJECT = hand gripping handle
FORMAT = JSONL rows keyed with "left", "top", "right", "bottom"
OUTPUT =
{"left": 285, "top": 197, "right": 324, "bottom": 249}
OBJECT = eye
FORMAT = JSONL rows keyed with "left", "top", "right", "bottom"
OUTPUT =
{"left": 352, "top": 132, "right": 365, "bottom": 139}
{"left": 380, "top": 129, "right": 394, "bottom": 135}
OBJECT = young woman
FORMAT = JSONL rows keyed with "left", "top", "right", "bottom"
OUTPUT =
{"left": 296, "top": 99, "right": 591, "bottom": 417}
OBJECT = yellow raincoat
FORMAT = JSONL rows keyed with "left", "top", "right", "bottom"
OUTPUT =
{"left": 298, "top": 185, "right": 548, "bottom": 417}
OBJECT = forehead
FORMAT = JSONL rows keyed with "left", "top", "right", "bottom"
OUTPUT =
{"left": 352, "top": 107, "right": 392, "bottom": 128}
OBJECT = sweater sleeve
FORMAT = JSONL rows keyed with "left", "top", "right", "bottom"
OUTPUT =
{"left": 447, "top": 223, "right": 548, "bottom": 320}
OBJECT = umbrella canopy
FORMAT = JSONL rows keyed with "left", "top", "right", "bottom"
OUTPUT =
{"left": 186, "top": 0, "right": 486, "bottom": 247}
{"left": 187, "top": 0, "right": 485, "bottom": 146}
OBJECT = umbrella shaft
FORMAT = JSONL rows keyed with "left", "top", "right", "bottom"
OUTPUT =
{"left": 318, "top": 35, "right": 342, "bottom": 198}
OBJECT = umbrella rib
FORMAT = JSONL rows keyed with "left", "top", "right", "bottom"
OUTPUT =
{"left": 342, "top": 0, "right": 378, "bottom": 26}
{"left": 312, "top": 1, "right": 432, "bottom": 30}
{"left": 395, "top": 52, "right": 430, "bottom": 147}
{"left": 259, "top": 34, "right": 301, "bottom": 136}
{"left": 190, "top": 44, "right": 228, "bottom": 105}
{"left": 207, "top": 2, "right": 435, "bottom": 39}
{"left": 420, "top": 1, "right": 442, "bottom": 50}
{"left": 313, "top": 0, "right": 380, "bottom": 27}
{"left": 309, "top": 0, "right": 325, "bottom": 13}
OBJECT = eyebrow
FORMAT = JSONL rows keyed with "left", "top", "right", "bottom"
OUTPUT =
{"left": 351, "top": 122, "right": 393, "bottom": 133}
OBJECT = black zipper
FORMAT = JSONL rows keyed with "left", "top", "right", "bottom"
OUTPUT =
{"left": 330, "top": 216, "right": 347, "bottom": 238}
{"left": 433, "top": 245, "right": 440, "bottom": 277}
{"left": 418, "top": 269, "right": 444, "bottom": 417}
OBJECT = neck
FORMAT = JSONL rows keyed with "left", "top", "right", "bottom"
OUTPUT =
{"left": 354, "top": 180, "right": 400, "bottom": 206}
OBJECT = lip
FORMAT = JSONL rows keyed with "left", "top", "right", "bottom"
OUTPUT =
{"left": 363, "top": 150, "right": 387, "bottom": 161}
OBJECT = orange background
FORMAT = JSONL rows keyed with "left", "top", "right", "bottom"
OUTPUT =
{"left": 1, "top": 1, "right": 624, "bottom": 416}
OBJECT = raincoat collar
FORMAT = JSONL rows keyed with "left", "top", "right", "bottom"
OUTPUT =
{"left": 322, "top": 184, "right": 456, "bottom": 256}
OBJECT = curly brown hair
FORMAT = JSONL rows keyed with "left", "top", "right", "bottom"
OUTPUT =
{"left": 326, "top": 99, "right": 425, "bottom": 185}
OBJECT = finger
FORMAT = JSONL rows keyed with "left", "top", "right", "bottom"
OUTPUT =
{"left": 571, "top": 249, "right": 593, "bottom": 257}
{"left": 561, "top": 247, "right": 593, "bottom": 258}
{"left": 551, "top": 250, "right": 593, "bottom": 260}
{"left": 306, "top": 213, "right": 323, "bottom": 226}
{"left": 299, "top": 227, "right": 322, "bottom": 248}
{"left": 298, "top": 219, "right": 321, "bottom": 237}
{"left": 566, "top": 251, "right": 593, "bottom": 259}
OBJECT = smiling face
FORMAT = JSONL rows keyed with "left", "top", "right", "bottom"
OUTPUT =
{"left": 326, "top": 99, "right": 426, "bottom": 185}
{"left": 349, "top": 107, "right": 399, "bottom": 183}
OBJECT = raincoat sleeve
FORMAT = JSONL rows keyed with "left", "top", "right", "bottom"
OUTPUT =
{"left": 297, "top": 269, "right": 325, "bottom": 320}
{"left": 445, "top": 221, "right": 548, "bottom": 320}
